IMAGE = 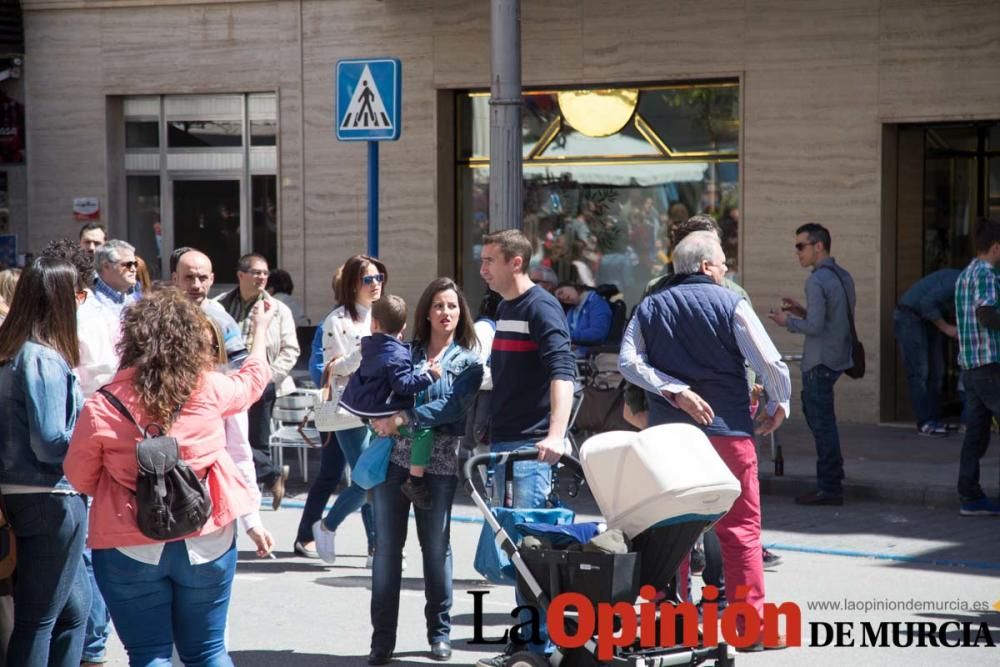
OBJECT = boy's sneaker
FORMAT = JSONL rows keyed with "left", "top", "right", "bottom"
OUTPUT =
{"left": 762, "top": 548, "right": 783, "bottom": 568}
{"left": 402, "top": 477, "right": 432, "bottom": 510}
{"left": 917, "top": 421, "right": 948, "bottom": 437}
{"left": 312, "top": 521, "right": 337, "bottom": 564}
{"left": 959, "top": 497, "right": 1000, "bottom": 517}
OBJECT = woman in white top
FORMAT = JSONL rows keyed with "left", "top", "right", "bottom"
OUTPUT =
{"left": 311, "top": 254, "right": 388, "bottom": 565}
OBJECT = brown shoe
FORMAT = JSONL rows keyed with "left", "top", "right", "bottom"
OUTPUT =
{"left": 794, "top": 490, "right": 843, "bottom": 506}
{"left": 737, "top": 633, "right": 789, "bottom": 652}
{"left": 271, "top": 465, "right": 290, "bottom": 510}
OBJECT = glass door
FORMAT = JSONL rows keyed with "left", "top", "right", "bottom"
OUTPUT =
{"left": 167, "top": 177, "right": 244, "bottom": 280}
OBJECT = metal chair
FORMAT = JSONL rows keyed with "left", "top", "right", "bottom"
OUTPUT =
{"left": 268, "top": 390, "right": 323, "bottom": 482}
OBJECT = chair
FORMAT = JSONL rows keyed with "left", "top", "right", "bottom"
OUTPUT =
{"left": 268, "top": 390, "right": 323, "bottom": 482}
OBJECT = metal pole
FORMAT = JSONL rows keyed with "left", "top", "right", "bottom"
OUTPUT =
{"left": 368, "top": 140, "right": 379, "bottom": 257}
{"left": 488, "top": 0, "right": 523, "bottom": 232}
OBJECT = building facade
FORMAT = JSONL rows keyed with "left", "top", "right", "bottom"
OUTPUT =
{"left": 14, "top": 0, "right": 1000, "bottom": 424}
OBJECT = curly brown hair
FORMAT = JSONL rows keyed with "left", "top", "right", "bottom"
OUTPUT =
{"left": 117, "top": 287, "right": 214, "bottom": 427}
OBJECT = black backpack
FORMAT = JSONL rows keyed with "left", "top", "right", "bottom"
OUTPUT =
{"left": 98, "top": 389, "right": 213, "bottom": 541}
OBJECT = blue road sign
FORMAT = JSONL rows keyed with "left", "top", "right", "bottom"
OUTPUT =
{"left": 335, "top": 58, "right": 401, "bottom": 141}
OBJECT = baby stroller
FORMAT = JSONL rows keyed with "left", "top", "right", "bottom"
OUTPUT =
{"left": 461, "top": 424, "right": 742, "bottom": 667}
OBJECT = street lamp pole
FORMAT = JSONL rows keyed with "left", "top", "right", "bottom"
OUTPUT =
{"left": 488, "top": 0, "right": 523, "bottom": 232}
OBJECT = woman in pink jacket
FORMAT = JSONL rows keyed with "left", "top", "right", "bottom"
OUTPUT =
{"left": 65, "top": 288, "right": 275, "bottom": 667}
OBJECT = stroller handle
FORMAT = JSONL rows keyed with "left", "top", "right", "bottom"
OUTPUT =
{"left": 460, "top": 447, "right": 583, "bottom": 486}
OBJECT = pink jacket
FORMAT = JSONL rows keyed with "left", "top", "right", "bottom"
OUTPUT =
{"left": 65, "top": 357, "right": 271, "bottom": 549}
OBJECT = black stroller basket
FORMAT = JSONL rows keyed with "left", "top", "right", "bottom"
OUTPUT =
{"left": 463, "top": 448, "right": 736, "bottom": 667}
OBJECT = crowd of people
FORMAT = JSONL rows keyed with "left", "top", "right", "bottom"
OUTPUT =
{"left": 1, "top": 207, "right": 998, "bottom": 666}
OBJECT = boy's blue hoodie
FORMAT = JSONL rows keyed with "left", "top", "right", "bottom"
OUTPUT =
{"left": 339, "top": 333, "right": 435, "bottom": 418}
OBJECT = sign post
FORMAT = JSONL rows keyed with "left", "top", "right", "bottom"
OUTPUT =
{"left": 335, "top": 58, "right": 402, "bottom": 258}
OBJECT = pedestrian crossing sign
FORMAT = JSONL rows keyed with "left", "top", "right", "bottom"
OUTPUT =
{"left": 336, "top": 58, "right": 401, "bottom": 141}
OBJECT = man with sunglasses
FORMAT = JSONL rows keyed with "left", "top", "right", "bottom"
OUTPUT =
{"left": 769, "top": 223, "right": 856, "bottom": 506}
{"left": 91, "top": 239, "right": 141, "bottom": 318}
{"left": 217, "top": 253, "right": 300, "bottom": 509}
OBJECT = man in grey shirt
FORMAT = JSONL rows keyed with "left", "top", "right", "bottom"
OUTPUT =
{"left": 769, "top": 223, "right": 855, "bottom": 506}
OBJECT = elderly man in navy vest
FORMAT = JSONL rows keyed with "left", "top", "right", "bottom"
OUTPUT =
{"left": 620, "top": 231, "right": 792, "bottom": 650}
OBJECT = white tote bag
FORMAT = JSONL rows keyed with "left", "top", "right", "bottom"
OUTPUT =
{"left": 313, "top": 362, "right": 364, "bottom": 432}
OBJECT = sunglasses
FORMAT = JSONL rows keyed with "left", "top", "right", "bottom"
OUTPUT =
{"left": 119, "top": 261, "right": 138, "bottom": 270}
{"left": 794, "top": 242, "right": 816, "bottom": 252}
{"left": 362, "top": 273, "right": 386, "bottom": 286}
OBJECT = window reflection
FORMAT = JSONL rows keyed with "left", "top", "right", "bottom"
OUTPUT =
{"left": 126, "top": 175, "right": 161, "bottom": 279}
{"left": 459, "top": 82, "right": 740, "bottom": 312}
{"left": 168, "top": 120, "right": 242, "bottom": 148}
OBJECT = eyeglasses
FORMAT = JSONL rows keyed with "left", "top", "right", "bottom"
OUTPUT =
{"left": 362, "top": 273, "right": 386, "bottom": 286}
{"left": 245, "top": 269, "right": 269, "bottom": 278}
{"left": 794, "top": 242, "right": 817, "bottom": 252}
{"left": 119, "top": 261, "right": 138, "bottom": 270}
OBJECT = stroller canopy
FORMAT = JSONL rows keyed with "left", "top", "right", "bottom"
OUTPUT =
{"left": 580, "top": 424, "right": 741, "bottom": 538}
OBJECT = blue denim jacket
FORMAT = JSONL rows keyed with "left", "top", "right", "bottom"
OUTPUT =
{"left": 0, "top": 341, "right": 83, "bottom": 488}
{"left": 406, "top": 341, "right": 483, "bottom": 436}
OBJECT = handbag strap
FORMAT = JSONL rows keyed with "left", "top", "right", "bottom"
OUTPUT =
{"left": 97, "top": 387, "right": 182, "bottom": 438}
{"left": 817, "top": 265, "right": 859, "bottom": 342}
{"left": 97, "top": 388, "right": 146, "bottom": 439}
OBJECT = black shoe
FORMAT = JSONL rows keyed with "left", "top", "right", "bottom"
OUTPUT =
{"left": 690, "top": 545, "right": 706, "bottom": 575}
{"left": 401, "top": 477, "right": 432, "bottom": 510}
{"left": 368, "top": 649, "right": 393, "bottom": 666}
{"left": 795, "top": 490, "right": 844, "bottom": 506}
{"left": 762, "top": 548, "right": 783, "bottom": 568}
{"left": 430, "top": 640, "right": 452, "bottom": 661}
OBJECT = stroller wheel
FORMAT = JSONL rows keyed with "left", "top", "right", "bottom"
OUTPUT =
{"left": 507, "top": 651, "right": 550, "bottom": 667}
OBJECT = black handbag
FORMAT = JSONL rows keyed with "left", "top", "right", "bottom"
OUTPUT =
{"left": 820, "top": 266, "right": 865, "bottom": 380}
{"left": 98, "top": 389, "right": 213, "bottom": 540}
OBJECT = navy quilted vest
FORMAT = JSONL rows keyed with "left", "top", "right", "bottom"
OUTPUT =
{"left": 636, "top": 274, "right": 752, "bottom": 437}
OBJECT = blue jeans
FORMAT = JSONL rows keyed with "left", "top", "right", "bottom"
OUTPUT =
{"left": 295, "top": 433, "right": 375, "bottom": 547}
{"left": 322, "top": 426, "right": 376, "bottom": 536}
{"left": 490, "top": 440, "right": 553, "bottom": 654}
{"left": 958, "top": 364, "right": 999, "bottom": 501}
{"left": 894, "top": 311, "right": 945, "bottom": 426}
{"left": 83, "top": 548, "right": 112, "bottom": 662}
{"left": 92, "top": 539, "right": 238, "bottom": 667}
{"left": 371, "top": 462, "right": 457, "bottom": 653}
{"left": 801, "top": 365, "right": 844, "bottom": 496}
{"left": 3, "top": 493, "right": 90, "bottom": 667}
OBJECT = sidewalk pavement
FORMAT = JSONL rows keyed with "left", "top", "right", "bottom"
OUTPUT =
{"left": 757, "top": 419, "right": 998, "bottom": 509}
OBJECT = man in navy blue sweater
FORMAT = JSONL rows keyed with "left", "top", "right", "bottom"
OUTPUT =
{"left": 477, "top": 230, "right": 577, "bottom": 665}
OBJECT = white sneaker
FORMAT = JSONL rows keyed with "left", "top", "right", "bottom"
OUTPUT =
{"left": 312, "top": 521, "right": 336, "bottom": 564}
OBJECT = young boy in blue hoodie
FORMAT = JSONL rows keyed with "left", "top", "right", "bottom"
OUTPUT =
{"left": 340, "top": 295, "right": 441, "bottom": 508}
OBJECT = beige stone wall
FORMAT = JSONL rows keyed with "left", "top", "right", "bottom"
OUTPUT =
{"left": 20, "top": 0, "right": 1000, "bottom": 422}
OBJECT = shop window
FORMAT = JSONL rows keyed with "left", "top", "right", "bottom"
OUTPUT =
{"left": 122, "top": 93, "right": 278, "bottom": 278}
{"left": 458, "top": 82, "right": 740, "bottom": 312}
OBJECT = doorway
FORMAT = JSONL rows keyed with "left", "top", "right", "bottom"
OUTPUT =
{"left": 168, "top": 178, "right": 244, "bottom": 279}
{"left": 882, "top": 122, "right": 1000, "bottom": 423}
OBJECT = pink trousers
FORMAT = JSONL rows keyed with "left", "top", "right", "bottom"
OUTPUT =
{"left": 678, "top": 436, "right": 765, "bottom": 627}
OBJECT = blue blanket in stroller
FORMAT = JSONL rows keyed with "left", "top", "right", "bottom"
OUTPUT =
{"left": 474, "top": 506, "right": 575, "bottom": 585}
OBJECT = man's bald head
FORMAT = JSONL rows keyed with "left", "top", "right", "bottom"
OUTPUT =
{"left": 172, "top": 249, "right": 215, "bottom": 304}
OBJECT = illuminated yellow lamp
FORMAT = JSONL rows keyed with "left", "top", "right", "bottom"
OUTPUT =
{"left": 557, "top": 88, "right": 639, "bottom": 138}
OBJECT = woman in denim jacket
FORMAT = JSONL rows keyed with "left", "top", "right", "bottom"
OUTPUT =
{"left": 366, "top": 277, "right": 484, "bottom": 665}
{"left": 0, "top": 257, "right": 89, "bottom": 667}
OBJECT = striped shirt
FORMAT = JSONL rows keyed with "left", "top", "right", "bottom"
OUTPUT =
{"left": 619, "top": 299, "right": 792, "bottom": 418}
{"left": 955, "top": 258, "right": 1000, "bottom": 370}
{"left": 489, "top": 285, "right": 577, "bottom": 442}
